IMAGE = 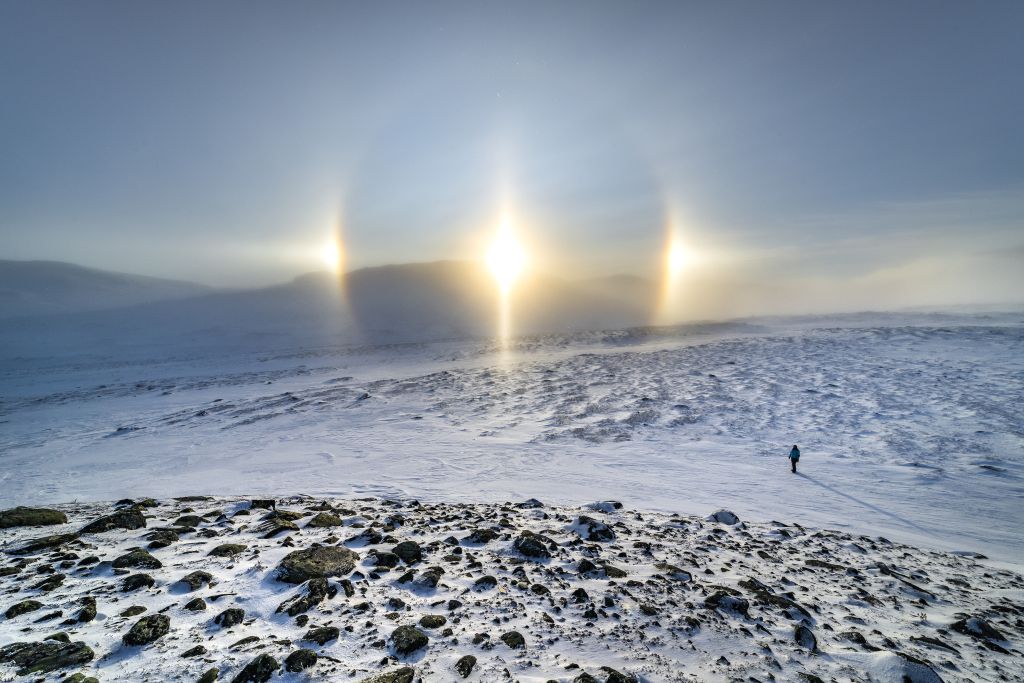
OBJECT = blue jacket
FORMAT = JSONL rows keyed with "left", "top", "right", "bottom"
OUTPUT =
{"left": 789, "top": 447, "right": 800, "bottom": 460}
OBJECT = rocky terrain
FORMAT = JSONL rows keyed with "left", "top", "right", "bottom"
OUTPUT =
{"left": 1, "top": 497, "right": 1021, "bottom": 683}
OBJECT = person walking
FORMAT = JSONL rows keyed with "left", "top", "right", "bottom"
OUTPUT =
{"left": 789, "top": 444, "right": 801, "bottom": 474}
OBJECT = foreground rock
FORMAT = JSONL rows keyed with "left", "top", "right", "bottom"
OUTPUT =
{"left": 0, "top": 640, "right": 94, "bottom": 675}
{"left": 390, "top": 625, "right": 429, "bottom": 656}
{"left": 80, "top": 506, "right": 146, "bottom": 533}
{"left": 1, "top": 495, "right": 1020, "bottom": 682}
{"left": 232, "top": 654, "right": 278, "bottom": 682}
{"left": 284, "top": 648, "right": 318, "bottom": 672}
{"left": 0, "top": 506, "right": 67, "bottom": 528}
{"left": 123, "top": 614, "right": 170, "bottom": 646}
{"left": 277, "top": 545, "right": 357, "bottom": 583}
{"left": 360, "top": 667, "right": 415, "bottom": 683}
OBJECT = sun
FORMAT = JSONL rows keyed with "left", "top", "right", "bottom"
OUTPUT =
{"left": 321, "top": 238, "right": 342, "bottom": 273}
{"left": 486, "top": 219, "right": 526, "bottom": 292}
{"left": 666, "top": 240, "right": 690, "bottom": 275}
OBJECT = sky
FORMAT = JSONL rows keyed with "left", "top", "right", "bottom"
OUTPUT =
{"left": 1, "top": 1, "right": 1022, "bottom": 310}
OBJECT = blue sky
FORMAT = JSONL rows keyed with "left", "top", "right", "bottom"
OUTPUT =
{"left": 1, "top": 1, "right": 1022, "bottom": 306}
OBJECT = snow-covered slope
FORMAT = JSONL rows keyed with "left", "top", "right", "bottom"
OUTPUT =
{"left": 1, "top": 313, "right": 1021, "bottom": 566}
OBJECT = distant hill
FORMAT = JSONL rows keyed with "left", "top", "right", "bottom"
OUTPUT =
{"left": 0, "top": 259, "right": 657, "bottom": 361}
{"left": 0, "top": 260, "right": 213, "bottom": 318}
{"left": 345, "top": 261, "right": 655, "bottom": 340}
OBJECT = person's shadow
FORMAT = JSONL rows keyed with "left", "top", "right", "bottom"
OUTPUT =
{"left": 798, "top": 472, "right": 932, "bottom": 536}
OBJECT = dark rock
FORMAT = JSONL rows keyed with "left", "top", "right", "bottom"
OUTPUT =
{"left": 214, "top": 608, "right": 245, "bottom": 628}
{"left": 413, "top": 566, "right": 444, "bottom": 588}
{"left": 184, "top": 597, "right": 207, "bottom": 611}
{"left": 653, "top": 562, "right": 692, "bottom": 582}
{"left": 277, "top": 546, "right": 358, "bottom": 584}
{"left": 794, "top": 624, "right": 818, "bottom": 651}
{"left": 358, "top": 669, "right": 415, "bottom": 683}
{"left": 600, "top": 667, "right": 637, "bottom": 683}
{"left": 120, "top": 606, "right": 147, "bottom": 618}
{"left": 419, "top": 614, "right": 447, "bottom": 628}
{"left": 303, "top": 626, "right": 339, "bottom": 645}
{"left": 601, "top": 563, "right": 627, "bottom": 578}
{"left": 805, "top": 558, "right": 847, "bottom": 572}
{"left": 145, "top": 529, "right": 179, "bottom": 549}
{"left": 76, "top": 597, "right": 96, "bottom": 623}
{"left": 268, "top": 509, "right": 305, "bottom": 521}
{"left": 229, "top": 636, "right": 260, "bottom": 650}
{"left": 208, "top": 543, "right": 246, "bottom": 558}
{"left": 349, "top": 528, "right": 383, "bottom": 545}
{"left": 231, "top": 654, "right": 279, "bottom": 683}
{"left": 5, "top": 599, "right": 43, "bottom": 619}
{"left": 0, "top": 507, "right": 67, "bottom": 528}
{"left": 574, "top": 515, "right": 615, "bottom": 542}
{"left": 256, "top": 516, "right": 299, "bottom": 538}
{"left": 122, "top": 573, "right": 156, "bottom": 591}
{"left": 708, "top": 509, "right": 740, "bottom": 525}
{"left": 182, "top": 645, "right": 208, "bottom": 657}
{"left": 306, "top": 512, "right": 342, "bottom": 528}
{"left": 513, "top": 532, "right": 551, "bottom": 559}
{"left": 13, "top": 532, "right": 80, "bottom": 555}
{"left": 112, "top": 548, "right": 161, "bottom": 569}
{"left": 180, "top": 570, "right": 215, "bottom": 590}
{"left": 0, "top": 640, "right": 94, "bottom": 675}
{"left": 704, "top": 591, "right": 749, "bottom": 615}
{"left": 951, "top": 616, "right": 1006, "bottom": 642}
{"left": 276, "top": 577, "right": 331, "bottom": 616}
{"left": 473, "top": 575, "right": 498, "bottom": 590}
{"left": 390, "top": 625, "right": 429, "bottom": 656}
{"left": 198, "top": 667, "right": 219, "bottom": 682}
{"left": 839, "top": 630, "right": 872, "bottom": 648}
{"left": 285, "top": 648, "right": 318, "bottom": 672}
{"left": 797, "top": 674, "right": 826, "bottom": 683}
{"left": 32, "top": 573, "right": 66, "bottom": 592}
{"left": 369, "top": 550, "right": 401, "bottom": 568}
{"left": 61, "top": 673, "right": 99, "bottom": 683}
{"left": 123, "top": 614, "right": 171, "bottom": 646}
{"left": 500, "top": 631, "right": 526, "bottom": 649}
{"left": 174, "top": 515, "right": 204, "bottom": 528}
{"left": 34, "top": 610, "right": 63, "bottom": 623}
{"left": 392, "top": 541, "right": 422, "bottom": 564}
{"left": 454, "top": 654, "right": 477, "bottom": 677}
{"left": 250, "top": 499, "right": 276, "bottom": 510}
{"left": 467, "top": 528, "right": 499, "bottom": 544}
{"left": 80, "top": 507, "right": 146, "bottom": 534}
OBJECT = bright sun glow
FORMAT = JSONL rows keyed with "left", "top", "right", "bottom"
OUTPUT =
{"left": 666, "top": 240, "right": 690, "bottom": 275}
{"left": 486, "top": 219, "right": 527, "bottom": 292}
{"left": 321, "top": 239, "right": 342, "bottom": 273}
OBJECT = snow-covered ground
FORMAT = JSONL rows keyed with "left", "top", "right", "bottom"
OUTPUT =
{"left": 1, "top": 313, "right": 1023, "bottom": 565}
{"left": 2, "top": 496, "right": 1022, "bottom": 682}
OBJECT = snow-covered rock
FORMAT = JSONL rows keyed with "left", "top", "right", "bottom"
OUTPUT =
{"left": 707, "top": 509, "right": 740, "bottom": 525}
{"left": 1, "top": 495, "right": 1020, "bottom": 681}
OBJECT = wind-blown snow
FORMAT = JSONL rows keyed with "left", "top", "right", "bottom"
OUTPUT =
{"left": 1, "top": 313, "right": 1022, "bottom": 564}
